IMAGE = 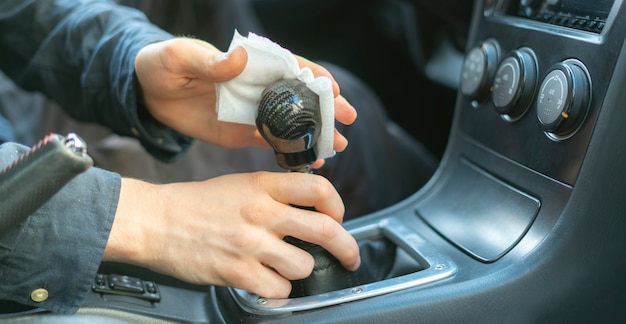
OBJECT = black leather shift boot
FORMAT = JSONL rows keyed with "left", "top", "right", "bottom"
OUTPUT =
{"left": 287, "top": 237, "right": 397, "bottom": 298}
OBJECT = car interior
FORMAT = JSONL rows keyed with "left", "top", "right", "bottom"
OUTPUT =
{"left": 4, "top": 0, "right": 626, "bottom": 322}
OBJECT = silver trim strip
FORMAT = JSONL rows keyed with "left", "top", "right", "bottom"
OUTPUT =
{"left": 228, "top": 217, "right": 457, "bottom": 315}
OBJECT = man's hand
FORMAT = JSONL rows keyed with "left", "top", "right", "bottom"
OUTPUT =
{"left": 103, "top": 172, "right": 361, "bottom": 298}
{"left": 134, "top": 38, "right": 357, "bottom": 161}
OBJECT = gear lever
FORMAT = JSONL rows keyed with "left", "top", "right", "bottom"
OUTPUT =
{"left": 256, "top": 79, "right": 367, "bottom": 297}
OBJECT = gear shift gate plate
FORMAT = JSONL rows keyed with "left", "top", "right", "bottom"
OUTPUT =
{"left": 228, "top": 217, "right": 456, "bottom": 315}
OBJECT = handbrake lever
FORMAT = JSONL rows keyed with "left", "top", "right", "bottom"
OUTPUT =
{"left": 0, "top": 133, "right": 93, "bottom": 234}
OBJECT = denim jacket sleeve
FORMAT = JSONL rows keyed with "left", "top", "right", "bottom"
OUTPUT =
{"left": 0, "top": 0, "right": 192, "bottom": 315}
{"left": 0, "top": 0, "right": 193, "bottom": 162}
{"left": 0, "top": 142, "right": 121, "bottom": 314}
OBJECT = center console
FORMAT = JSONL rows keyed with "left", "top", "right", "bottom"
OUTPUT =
{"left": 419, "top": 0, "right": 625, "bottom": 264}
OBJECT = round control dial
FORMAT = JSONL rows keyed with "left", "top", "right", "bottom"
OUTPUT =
{"left": 537, "top": 59, "right": 591, "bottom": 140}
{"left": 460, "top": 39, "right": 500, "bottom": 103}
{"left": 492, "top": 48, "right": 538, "bottom": 121}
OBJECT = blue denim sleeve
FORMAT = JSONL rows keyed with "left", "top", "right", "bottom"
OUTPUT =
{"left": 0, "top": 0, "right": 193, "bottom": 162}
{"left": 0, "top": 142, "right": 121, "bottom": 314}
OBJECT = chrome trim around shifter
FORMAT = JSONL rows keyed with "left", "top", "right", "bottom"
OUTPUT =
{"left": 228, "top": 217, "right": 457, "bottom": 315}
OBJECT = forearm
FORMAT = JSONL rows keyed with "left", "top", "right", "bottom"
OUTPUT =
{"left": 0, "top": 0, "right": 192, "bottom": 161}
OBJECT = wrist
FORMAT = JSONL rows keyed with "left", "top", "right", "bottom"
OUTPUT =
{"left": 103, "top": 178, "right": 164, "bottom": 267}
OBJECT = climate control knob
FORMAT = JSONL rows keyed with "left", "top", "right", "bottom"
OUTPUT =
{"left": 460, "top": 39, "right": 500, "bottom": 104}
{"left": 536, "top": 59, "right": 591, "bottom": 140}
{"left": 492, "top": 48, "right": 538, "bottom": 121}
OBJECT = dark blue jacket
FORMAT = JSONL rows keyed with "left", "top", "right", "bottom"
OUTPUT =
{"left": 0, "top": 0, "right": 191, "bottom": 314}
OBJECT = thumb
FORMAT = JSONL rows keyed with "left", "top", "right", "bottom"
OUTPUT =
{"left": 201, "top": 45, "right": 248, "bottom": 82}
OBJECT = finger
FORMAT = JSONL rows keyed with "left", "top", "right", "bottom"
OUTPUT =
{"left": 275, "top": 208, "right": 361, "bottom": 272}
{"left": 333, "top": 128, "right": 349, "bottom": 153}
{"left": 207, "top": 46, "right": 248, "bottom": 81}
{"left": 295, "top": 56, "right": 340, "bottom": 97}
{"left": 309, "top": 128, "right": 348, "bottom": 170}
{"left": 228, "top": 260, "right": 293, "bottom": 298}
{"left": 265, "top": 173, "right": 345, "bottom": 221}
{"left": 174, "top": 40, "right": 248, "bottom": 82}
{"left": 334, "top": 95, "right": 357, "bottom": 126}
{"left": 258, "top": 236, "right": 315, "bottom": 280}
{"left": 311, "top": 159, "right": 325, "bottom": 169}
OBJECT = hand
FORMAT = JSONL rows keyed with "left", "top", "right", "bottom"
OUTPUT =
{"left": 134, "top": 38, "right": 357, "bottom": 157}
{"left": 103, "top": 172, "right": 361, "bottom": 298}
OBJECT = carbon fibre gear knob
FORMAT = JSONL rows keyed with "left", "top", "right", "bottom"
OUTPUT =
{"left": 256, "top": 79, "right": 322, "bottom": 171}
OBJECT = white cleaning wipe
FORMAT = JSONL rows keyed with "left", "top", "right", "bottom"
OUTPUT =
{"left": 215, "top": 31, "right": 335, "bottom": 160}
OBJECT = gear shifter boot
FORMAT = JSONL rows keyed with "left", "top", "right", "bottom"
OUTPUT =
{"left": 286, "top": 236, "right": 397, "bottom": 298}
{"left": 286, "top": 237, "right": 365, "bottom": 297}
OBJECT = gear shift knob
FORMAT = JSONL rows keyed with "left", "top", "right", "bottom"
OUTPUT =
{"left": 256, "top": 79, "right": 321, "bottom": 173}
{"left": 257, "top": 79, "right": 365, "bottom": 297}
